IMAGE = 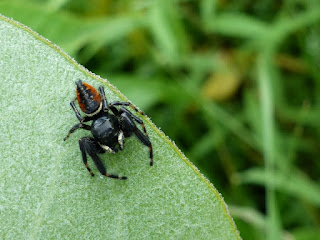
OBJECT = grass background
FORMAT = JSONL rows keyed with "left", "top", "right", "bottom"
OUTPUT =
{"left": 1, "top": 0, "right": 320, "bottom": 239}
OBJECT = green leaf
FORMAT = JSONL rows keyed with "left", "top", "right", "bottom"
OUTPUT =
{"left": 0, "top": 15, "right": 240, "bottom": 239}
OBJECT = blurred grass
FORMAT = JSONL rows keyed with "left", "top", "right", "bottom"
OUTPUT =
{"left": 1, "top": 0, "right": 320, "bottom": 239}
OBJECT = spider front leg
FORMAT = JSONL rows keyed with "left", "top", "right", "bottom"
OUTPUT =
{"left": 64, "top": 123, "right": 91, "bottom": 141}
{"left": 79, "top": 137, "right": 127, "bottom": 180}
{"left": 98, "top": 86, "right": 108, "bottom": 112}
{"left": 109, "top": 101, "right": 145, "bottom": 116}
{"left": 70, "top": 98, "right": 93, "bottom": 123}
{"left": 119, "top": 108, "right": 153, "bottom": 166}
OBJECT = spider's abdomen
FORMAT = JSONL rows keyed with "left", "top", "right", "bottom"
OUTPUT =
{"left": 91, "top": 115, "right": 120, "bottom": 146}
{"left": 76, "top": 80, "right": 101, "bottom": 115}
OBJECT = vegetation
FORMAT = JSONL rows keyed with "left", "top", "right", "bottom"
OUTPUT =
{"left": 1, "top": 0, "right": 320, "bottom": 239}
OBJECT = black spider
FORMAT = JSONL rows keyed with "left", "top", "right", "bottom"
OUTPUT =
{"left": 64, "top": 80, "right": 153, "bottom": 180}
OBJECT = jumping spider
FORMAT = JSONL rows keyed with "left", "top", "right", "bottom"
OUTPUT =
{"left": 64, "top": 80, "right": 153, "bottom": 180}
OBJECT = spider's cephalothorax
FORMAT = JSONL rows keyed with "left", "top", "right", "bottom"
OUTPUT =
{"left": 64, "top": 80, "right": 153, "bottom": 180}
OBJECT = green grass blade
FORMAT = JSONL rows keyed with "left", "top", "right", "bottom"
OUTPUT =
{"left": 257, "top": 51, "right": 281, "bottom": 240}
{"left": 147, "top": 0, "right": 189, "bottom": 63}
{"left": 238, "top": 168, "right": 320, "bottom": 207}
{"left": 204, "top": 13, "right": 268, "bottom": 38}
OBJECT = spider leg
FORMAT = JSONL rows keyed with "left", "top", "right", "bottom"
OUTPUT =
{"left": 79, "top": 137, "right": 127, "bottom": 180}
{"left": 119, "top": 109, "right": 153, "bottom": 166}
{"left": 110, "top": 106, "right": 150, "bottom": 140}
{"left": 99, "top": 144, "right": 118, "bottom": 154}
{"left": 70, "top": 98, "right": 93, "bottom": 122}
{"left": 133, "top": 127, "right": 153, "bottom": 166}
{"left": 64, "top": 123, "right": 91, "bottom": 141}
{"left": 118, "top": 130, "right": 124, "bottom": 150}
{"left": 78, "top": 137, "right": 95, "bottom": 177}
{"left": 109, "top": 101, "right": 145, "bottom": 116}
{"left": 98, "top": 86, "right": 108, "bottom": 112}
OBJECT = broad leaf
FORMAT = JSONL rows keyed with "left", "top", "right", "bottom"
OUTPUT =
{"left": 0, "top": 15, "right": 240, "bottom": 239}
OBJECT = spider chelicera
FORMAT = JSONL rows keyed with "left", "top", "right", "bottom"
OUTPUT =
{"left": 64, "top": 80, "right": 153, "bottom": 180}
